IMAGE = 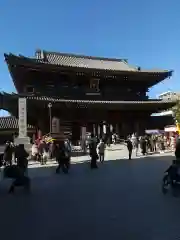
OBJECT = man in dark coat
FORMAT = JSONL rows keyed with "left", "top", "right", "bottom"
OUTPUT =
{"left": 89, "top": 134, "right": 98, "bottom": 169}
{"left": 4, "top": 144, "right": 30, "bottom": 194}
{"left": 4, "top": 165, "right": 30, "bottom": 194}
{"left": 15, "top": 144, "right": 29, "bottom": 173}
{"left": 140, "top": 137, "right": 147, "bottom": 155}
{"left": 55, "top": 143, "right": 69, "bottom": 174}
{"left": 126, "top": 139, "right": 133, "bottom": 160}
{"left": 3, "top": 141, "right": 13, "bottom": 166}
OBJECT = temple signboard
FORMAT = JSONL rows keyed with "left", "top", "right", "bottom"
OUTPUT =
{"left": 18, "top": 98, "right": 27, "bottom": 137}
{"left": 81, "top": 126, "right": 86, "bottom": 140}
{"left": 52, "top": 117, "right": 60, "bottom": 133}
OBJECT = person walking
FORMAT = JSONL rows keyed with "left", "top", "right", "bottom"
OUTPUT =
{"left": 134, "top": 136, "right": 139, "bottom": 156}
{"left": 126, "top": 138, "right": 133, "bottom": 160}
{"left": 6, "top": 144, "right": 30, "bottom": 194}
{"left": 97, "top": 139, "right": 105, "bottom": 163}
{"left": 3, "top": 141, "right": 13, "bottom": 166}
{"left": 15, "top": 144, "right": 29, "bottom": 174}
{"left": 64, "top": 139, "right": 72, "bottom": 169}
{"left": 89, "top": 134, "right": 98, "bottom": 169}
{"left": 42, "top": 148, "right": 49, "bottom": 165}
{"left": 56, "top": 143, "right": 69, "bottom": 174}
{"left": 31, "top": 142, "right": 39, "bottom": 161}
{"left": 140, "top": 137, "right": 147, "bottom": 155}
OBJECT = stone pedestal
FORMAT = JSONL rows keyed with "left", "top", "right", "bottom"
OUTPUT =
{"left": 14, "top": 136, "right": 32, "bottom": 153}
{"left": 15, "top": 97, "right": 32, "bottom": 153}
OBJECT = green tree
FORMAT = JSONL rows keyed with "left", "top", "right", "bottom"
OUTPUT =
{"left": 173, "top": 100, "right": 180, "bottom": 123}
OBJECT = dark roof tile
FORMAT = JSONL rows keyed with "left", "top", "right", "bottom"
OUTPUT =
{"left": 4, "top": 52, "right": 173, "bottom": 75}
{"left": 0, "top": 116, "right": 34, "bottom": 130}
{"left": 34, "top": 50, "right": 172, "bottom": 74}
{"left": 26, "top": 95, "right": 175, "bottom": 105}
{"left": 42, "top": 51, "right": 136, "bottom": 71}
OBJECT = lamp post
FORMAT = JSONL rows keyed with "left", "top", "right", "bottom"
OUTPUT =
{"left": 48, "top": 103, "right": 52, "bottom": 135}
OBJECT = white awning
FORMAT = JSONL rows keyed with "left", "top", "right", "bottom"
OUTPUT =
{"left": 151, "top": 110, "right": 173, "bottom": 117}
{"left": 164, "top": 125, "right": 177, "bottom": 132}
{"left": 145, "top": 129, "right": 164, "bottom": 134}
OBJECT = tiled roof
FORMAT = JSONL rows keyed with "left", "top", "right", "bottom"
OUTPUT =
{"left": 35, "top": 50, "right": 137, "bottom": 72}
{"left": 0, "top": 116, "right": 34, "bottom": 130}
{"left": 26, "top": 95, "right": 176, "bottom": 105}
{"left": 1, "top": 92, "right": 176, "bottom": 106}
{"left": 4, "top": 52, "right": 173, "bottom": 75}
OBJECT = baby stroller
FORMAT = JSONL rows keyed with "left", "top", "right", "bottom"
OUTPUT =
{"left": 162, "top": 160, "right": 180, "bottom": 196}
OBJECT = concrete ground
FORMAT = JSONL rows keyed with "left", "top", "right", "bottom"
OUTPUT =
{"left": 0, "top": 146, "right": 179, "bottom": 240}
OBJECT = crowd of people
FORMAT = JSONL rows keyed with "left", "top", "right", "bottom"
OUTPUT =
{"left": 0, "top": 131, "right": 179, "bottom": 194}
{"left": 0, "top": 134, "right": 106, "bottom": 193}
{"left": 126, "top": 133, "right": 177, "bottom": 160}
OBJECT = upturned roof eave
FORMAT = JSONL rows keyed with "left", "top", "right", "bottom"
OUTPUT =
{"left": 1, "top": 92, "right": 177, "bottom": 105}
{"left": 4, "top": 53, "right": 173, "bottom": 76}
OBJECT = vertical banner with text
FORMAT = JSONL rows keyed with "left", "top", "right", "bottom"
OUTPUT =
{"left": 81, "top": 126, "right": 86, "bottom": 140}
{"left": 52, "top": 117, "right": 60, "bottom": 133}
{"left": 18, "top": 98, "right": 27, "bottom": 137}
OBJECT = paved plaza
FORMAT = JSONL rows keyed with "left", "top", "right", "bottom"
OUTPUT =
{"left": 0, "top": 147, "right": 180, "bottom": 240}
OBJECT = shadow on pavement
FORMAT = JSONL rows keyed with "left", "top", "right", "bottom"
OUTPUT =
{"left": 0, "top": 153, "right": 180, "bottom": 240}
{"left": 26, "top": 154, "right": 175, "bottom": 180}
{"left": 106, "top": 148, "right": 123, "bottom": 151}
{"left": 0, "top": 154, "right": 174, "bottom": 185}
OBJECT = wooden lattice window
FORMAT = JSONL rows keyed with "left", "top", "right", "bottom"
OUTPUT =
{"left": 90, "top": 79, "right": 100, "bottom": 91}
{"left": 26, "top": 86, "right": 34, "bottom": 93}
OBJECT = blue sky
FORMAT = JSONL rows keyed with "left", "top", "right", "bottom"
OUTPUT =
{"left": 0, "top": 0, "right": 179, "bottom": 100}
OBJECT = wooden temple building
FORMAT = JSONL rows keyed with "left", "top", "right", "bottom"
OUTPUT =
{"left": 0, "top": 49, "right": 176, "bottom": 142}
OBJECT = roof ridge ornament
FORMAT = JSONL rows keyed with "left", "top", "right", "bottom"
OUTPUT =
{"left": 35, "top": 49, "right": 47, "bottom": 61}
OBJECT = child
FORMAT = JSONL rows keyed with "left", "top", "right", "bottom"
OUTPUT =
{"left": 97, "top": 139, "right": 105, "bottom": 163}
{"left": 42, "top": 148, "right": 49, "bottom": 165}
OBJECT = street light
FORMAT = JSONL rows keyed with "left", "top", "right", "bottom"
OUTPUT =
{"left": 48, "top": 103, "right": 52, "bottom": 135}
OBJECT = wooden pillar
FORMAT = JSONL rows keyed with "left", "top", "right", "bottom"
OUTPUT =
{"left": 103, "top": 123, "right": 107, "bottom": 135}
{"left": 121, "top": 122, "right": 129, "bottom": 138}
{"left": 95, "top": 123, "right": 99, "bottom": 137}
{"left": 93, "top": 123, "right": 96, "bottom": 136}
{"left": 100, "top": 124, "right": 103, "bottom": 138}
{"left": 139, "top": 120, "right": 146, "bottom": 135}
{"left": 80, "top": 126, "right": 87, "bottom": 152}
{"left": 110, "top": 124, "right": 113, "bottom": 133}
{"left": 87, "top": 122, "right": 93, "bottom": 134}
{"left": 98, "top": 124, "right": 101, "bottom": 138}
{"left": 72, "top": 122, "right": 81, "bottom": 144}
{"left": 135, "top": 122, "right": 140, "bottom": 136}
{"left": 37, "top": 119, "right": 46, "bottom": 135}
{"left": 115, "top": 124, "right": 119, "bottom": 135}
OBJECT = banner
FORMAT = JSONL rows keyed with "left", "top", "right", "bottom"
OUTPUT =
{"left": 164, "top": 125, "right": 177, "bottom": 132}
{"left": 81, "top": 126, "right": 86, "bottom": 140}
{"left": 176, "top": 123, "right": 180, "bottom": 134}
{"left": 52, "top": 117, "right": 60, "bottom": 133}
{"left": 103, "top": 124, "right": 106, "bottom": 134}
{"left": 18, "top": 98, "right": 27, "bottom": 137}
